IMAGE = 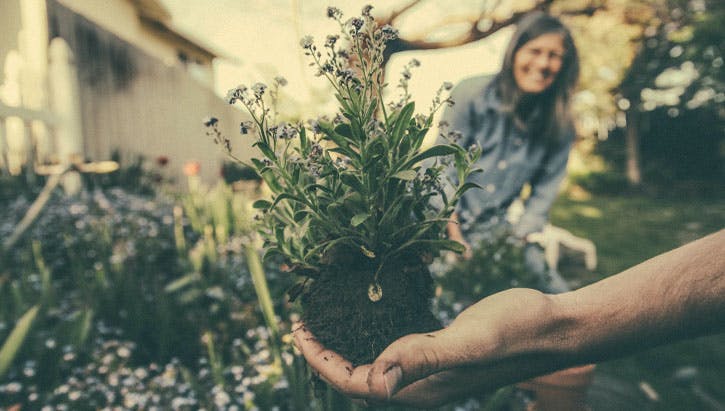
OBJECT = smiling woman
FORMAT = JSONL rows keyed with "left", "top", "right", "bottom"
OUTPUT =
{"left": 442, "top": 11, "right": 580, "bottom": 274}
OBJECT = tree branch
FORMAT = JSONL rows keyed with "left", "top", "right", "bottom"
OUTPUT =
{"left": 381, "top": 0, "right": 604, "bottom": 63}
{"left": 384, "top": 0, "right": 423, "bottom": 25}
{"left": 382, "top": 0, "right": 554, "bottom": 61}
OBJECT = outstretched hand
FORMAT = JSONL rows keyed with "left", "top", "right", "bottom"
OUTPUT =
{"left": 293, "top": 288, "right": 562, "bottom": 408}
{"left": 293, "top": 230, "right": 725, "bottom": 408}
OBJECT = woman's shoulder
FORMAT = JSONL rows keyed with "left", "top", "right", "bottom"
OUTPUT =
{"left": 450, "top": 74, "right": 498, "bottom": 108}
{"left": 454, "top": 74, "right": 496, "bottom": 91}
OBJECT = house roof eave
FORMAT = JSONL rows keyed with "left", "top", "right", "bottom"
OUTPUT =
{"left": 130, "top": 0, "right": 230, "bottom": 61}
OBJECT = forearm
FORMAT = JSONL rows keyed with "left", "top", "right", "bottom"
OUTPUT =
{"left": 465, "top": 229, "right": 725, "bottom": 385}
{"left": 446, "top": 212, "right": 463, "bottom": 241}
{"left": 547, "top": 229, "right": 725, "bottom": 363}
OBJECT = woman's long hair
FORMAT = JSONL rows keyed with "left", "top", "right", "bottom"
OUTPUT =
{"left": 494, "top": 11, "right": 579, "bottom": 146}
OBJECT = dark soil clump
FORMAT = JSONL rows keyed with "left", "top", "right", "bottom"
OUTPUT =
{"left": 300, "top": 255, "right": 441, "bottom": 366}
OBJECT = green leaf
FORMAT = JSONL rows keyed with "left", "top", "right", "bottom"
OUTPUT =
{"left": 275, "top": 226, "right": 285, "bottom": 247}
{"left": 378, "top": 195, "right": 410, "bottom": 229}
{"left": 412, "top": 128, "right": 429, "bottom": 152}
{"left": 399, "top": 144, "right": 460, "bottom": 171}
{"left": 262, "top": 247, "right": 283, "bottom": 262}
{"left": 387, "top": 218, "right": 450, "bottom": 241}
{"left": 293, "top": 210, "right": 310, "bottom": 222}
{"left": 286, "top": 281, "right": 307, "bottom": 302}
{"left": 260, "top": 170, "right": 283, "bottom": 193}
{"left": 429, "top": 239, "right": 466, "bottom": 253}
{"left": 395, "top": 239, "right": 465, "bottom": 255}
{"left": 304, "top": 183, "right": 333, "bottom": 194}
{"left": 272, "top": 193, "right": 310, "bottom": 209}
{"left": 391, "top": 170, "right": 418, "bottom": 180}
{"left": 325, "top": 133, "right": 352, "bottom": 152}
{"left": 254, "top": 141, "right": 277, "bottom": 160}
{"left": 455, "top": 150, "right": 466, "bottom": 184}
{"left": 73, "top": 308, "right": 94, "bottom": 347}
{"left": 303, "top": 236, "right": 360, "bottom": 261}
{"left": 351, "top": 213, "right": 370, "bottom": 227}
{"left": 397, "top": 132, "right": 413, "bottom": 156}
{"left": 291, "top": 165, "right": 300, "bottom": 186}
{"left": 299, "top": 127, "right": 308, "bottom": 154}
{"left": 340, "top": 173, "right": 365, "bottom": 194}
{"left": 335, "top": 94, "right": 353, "bottom": 113}
{"left": 327, "top": 147, "right": 361, "bottom": 163}
{"left": 392, "top": 102, "right": 415, "bottom": 143}
{"left": 251, "top": 158, "right": 267, "bottom": 171}
{"left": 0, "top": 305, "right": 40, "bottom": 378}
{"left": 165, "top": 272, "right": 202, "bottom": 293}
{"left": 178, "top": 288, "right": 203, "bottom": 304}
{"left": 366, "top": 98, "right": 378, "bottom": 120}
{"left": 252, "top": 199, "right": 272, "bottom": 210}
{"left": 320, "top": 122, "right": 358, "bottom": 150}
{"left": 368, "top": 137, "right": 387, "bottom": 153}
{"left": 456, "top": 182, "right": 483, "bottom": 197}
{"left": 335, "top": 123, "right": 353, "bottom": 138}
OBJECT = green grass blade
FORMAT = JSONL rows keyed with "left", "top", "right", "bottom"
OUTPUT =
{"left": 244, "top": 245, "right": 282, "bottom": 365}
{"left": 0, "top": 305, "right": 40, "bottom": 378}
{"left": 31, "top": 241, "right": 52, "bottom": 303}
{"left": 71, "top": 308, "right": 94, "bottom": 347}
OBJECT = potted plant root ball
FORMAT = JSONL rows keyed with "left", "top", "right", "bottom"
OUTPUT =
{"left": 208, "top": 6, "right": 481, "bottom": 368}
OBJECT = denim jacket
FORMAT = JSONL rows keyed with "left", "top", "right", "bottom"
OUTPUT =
{"left": 440, "top": 75, "right": 573, "bottom": 239}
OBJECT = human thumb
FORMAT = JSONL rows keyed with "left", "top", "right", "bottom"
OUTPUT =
{"left": 366, "top": 359, "right": 405, "bottom": 400}
{"left": 366, "top": 331, "right": 449, "bottom": 400}
{"left": 382, "top": 364, "right": 403, "bottom": 399}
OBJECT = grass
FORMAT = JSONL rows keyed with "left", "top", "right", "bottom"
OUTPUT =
{"left": 549, "top": 190, "right": 725, "bottom": 410}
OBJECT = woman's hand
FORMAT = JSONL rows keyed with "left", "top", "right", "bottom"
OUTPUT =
{"left": 447, "top": 213, "right": 473, "bottom": 260}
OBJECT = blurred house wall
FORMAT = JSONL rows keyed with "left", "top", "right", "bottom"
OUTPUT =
{"left": 48, "top": 0, "right": 251, "bottom": 184}
{"left": 54, "top": 0, "right": 216, "bottom": 86}
{"left": 1, "top": 0, "right": 253, "bottom": 184}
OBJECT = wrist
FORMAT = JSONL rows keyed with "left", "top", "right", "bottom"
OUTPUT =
{"left": 444, "top": 289, "right": 589, "bottom": 391}
{"left": 469, "top": 289, "right": 563, "bottom": 358}
{"left": 544, "top": 292, "right": 594, "bottom": 361}
{"left": 496, "top": 290, "right": 586, "bottom": 361}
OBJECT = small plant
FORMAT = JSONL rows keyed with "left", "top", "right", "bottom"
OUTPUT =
{"left": 210, "top": 6, "right": 480, "bottom": 365}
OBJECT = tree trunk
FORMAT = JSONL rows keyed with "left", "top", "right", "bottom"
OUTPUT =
{"left": 625, "top": 109, "right": 642, "bottom": 186}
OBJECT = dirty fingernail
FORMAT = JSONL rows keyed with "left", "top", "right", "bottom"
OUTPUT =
{"left": 383, "top": 366, "right": 402, "bottom": 399}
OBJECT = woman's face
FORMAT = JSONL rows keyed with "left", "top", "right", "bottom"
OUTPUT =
{"left": 513, "top": 32, "right": 565, "bottom": 94}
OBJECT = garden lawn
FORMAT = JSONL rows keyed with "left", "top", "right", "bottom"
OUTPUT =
{"left": 550, "top": 192, "right": 725, "bottom": 410}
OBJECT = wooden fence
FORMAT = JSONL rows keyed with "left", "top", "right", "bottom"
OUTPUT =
{"left": 0, "top": 37, "right": 82, "bottom": 179}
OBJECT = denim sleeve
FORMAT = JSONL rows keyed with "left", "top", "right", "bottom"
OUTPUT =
{"left": 433, "top": 81, "right": 478, "bottom": 213}
{"left": 441, "top": 83, "right": 476, "bottom": 149}
{"left": 513, "top": 133, "right": 574, "bottom": 238}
